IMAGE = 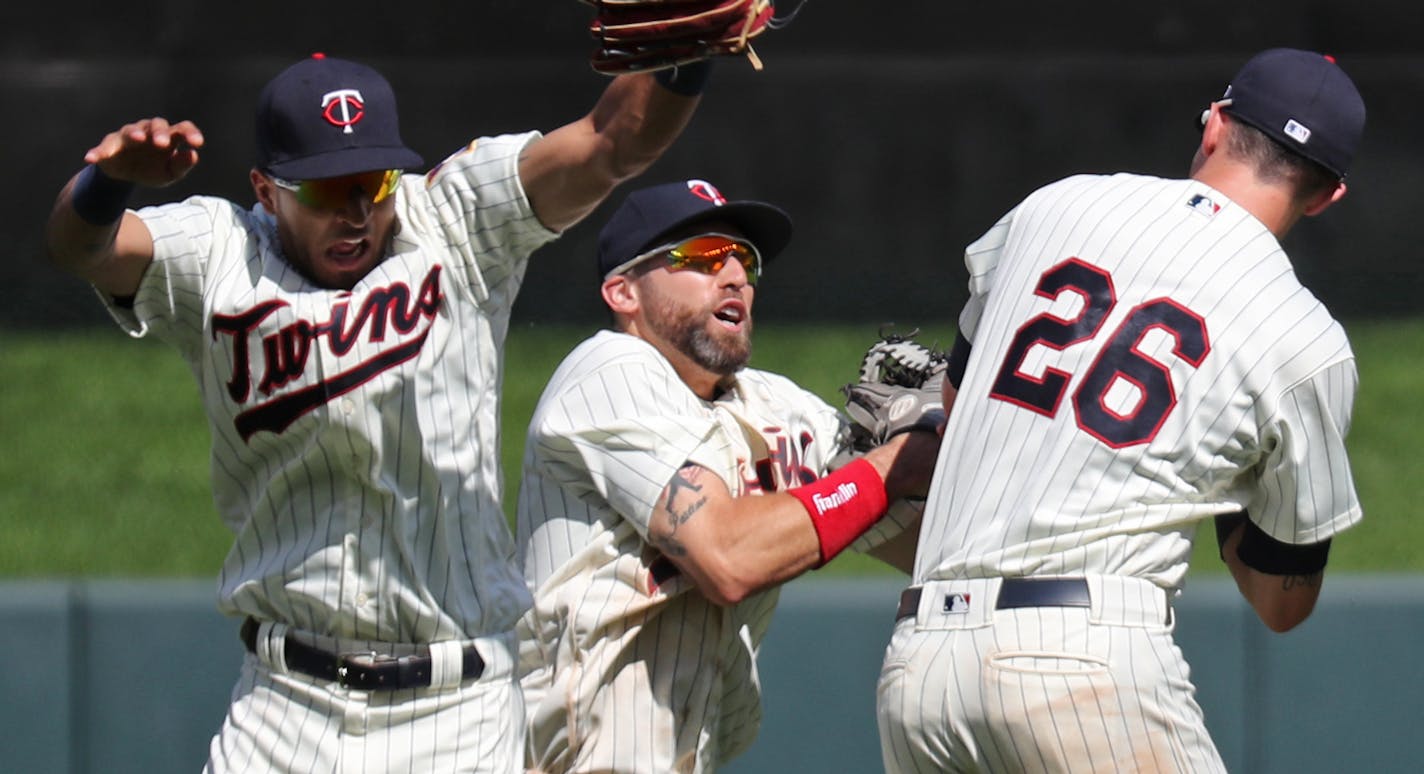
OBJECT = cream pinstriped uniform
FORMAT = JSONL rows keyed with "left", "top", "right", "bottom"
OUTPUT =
{"left": 102, "top": 133, "right": 555, "bottom": 773}
{"left": 878, "top": 173, "right": 1363, "bottom": 773}
{"left": 517, "top": 330, "right": 915, "bottom": 773}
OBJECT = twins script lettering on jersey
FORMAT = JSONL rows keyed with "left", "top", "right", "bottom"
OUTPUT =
{"left": 213, "top": 265, "right": 445, "bottom": 441}
{"left": 745, "top": 429, "right": 818, "bottom": 493}
{"left": 990, "top": 258, "right": 1210, "bottom": 447}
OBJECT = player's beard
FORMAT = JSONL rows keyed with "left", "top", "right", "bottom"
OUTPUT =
{"left": 644, "top": 294, "right": 752, "bottom": 377}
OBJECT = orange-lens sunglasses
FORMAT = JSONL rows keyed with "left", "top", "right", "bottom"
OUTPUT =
{"left": 639, "top": 233, "right": 762, "bottom": 286}
{"left": 269, "top": 169, "right": 403, "bottom": 209}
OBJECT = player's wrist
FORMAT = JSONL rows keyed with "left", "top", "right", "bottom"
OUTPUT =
{"left": 788, "top": 458, "right": 889, "bottom": 567}
{"left": 70, "top": 164, "right": 135, "bottom": 226}
{"left": 654, "top": 60, "right": 713, "bottom": 97}
{"left": 874, "top": 430, "right": 939, "bottom": 500}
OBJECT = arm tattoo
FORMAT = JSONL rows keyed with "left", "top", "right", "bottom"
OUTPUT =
{"left": 653, "top": 463, "right": 708, "bottom": 557}
{"left": 1281, "top": 572, "right": 1323, "bottom": 591}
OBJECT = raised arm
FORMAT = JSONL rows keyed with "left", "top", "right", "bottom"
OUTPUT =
{"left": 45, "top": 118, "right": 204, "bottom": 298}
{"left": 518, "top": 69, "right": 703, "bottom": 234}
{"left": 648, "top": 430, "right": 941, "bottom": 606}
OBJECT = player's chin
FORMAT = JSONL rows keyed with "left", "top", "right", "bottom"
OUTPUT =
{"left": 699, "top": 327, "right": 751, "bottom": 373}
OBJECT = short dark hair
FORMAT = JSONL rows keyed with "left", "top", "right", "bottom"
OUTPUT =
{"left": 1222, "top": 119, "right": 1339, "bottom": 204}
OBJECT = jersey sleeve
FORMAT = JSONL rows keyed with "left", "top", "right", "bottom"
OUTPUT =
{"left": 1247, "top": 357, "right": 1363, "bottom": 544}
{"left": 415, "top": 132, "right": 559, "bottom": 295}
{"left": 957, "top": 207, "right": 1016, "bottom": 344}
{"left": 528, "top": 351, "right": 719, "bottom": 541}
{"left": 957, "top": 176, "right": 1095, "bottom": 344}
{"left": 115, "top": 197, "right": 239, "bottom": 359}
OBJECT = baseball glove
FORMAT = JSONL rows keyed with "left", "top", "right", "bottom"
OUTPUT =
{"left": 841, "top": 329, "right": 948, "bottom": 453}
{"left": 580, "top": 0, "right": 794, "bottom": 75}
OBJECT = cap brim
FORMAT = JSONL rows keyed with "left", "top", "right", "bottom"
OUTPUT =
{"left": 1219, "top": 104, "right": 1348, "bottom": 178}
{"left": 266, "top": 146, "right": 424, "bottom": 179}
{"left": 612, "top": 200, "right": 794, "bottom": 277}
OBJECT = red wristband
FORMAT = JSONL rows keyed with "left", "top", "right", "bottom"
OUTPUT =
{"left": 788, "top": 458, "right": 889, "bottom": 566}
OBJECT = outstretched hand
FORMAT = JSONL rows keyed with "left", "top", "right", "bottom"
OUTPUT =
{"left": 84, "top": 118, "right": 204, "bottom": 188}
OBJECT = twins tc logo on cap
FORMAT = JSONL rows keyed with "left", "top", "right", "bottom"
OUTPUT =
{"left": 254, "top": 54, "right": 424, "bottom": 179}
{"left": 687, "top": 179, "right": 727, "bottom": 205}
{"left": 321, "top": 89, "right": 365, "bottom": 134}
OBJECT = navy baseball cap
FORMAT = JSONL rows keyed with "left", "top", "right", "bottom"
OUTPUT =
{"left": 256, "top": 53, "right": 424, "bottom": 179}
{"left": 598, "top": 179, "right": 793, "bottom": 280}
{"left": 1204, "top": 48, "right": 1366, "bottom": 178}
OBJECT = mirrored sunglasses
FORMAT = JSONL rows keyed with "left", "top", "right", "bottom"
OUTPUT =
{"left": 633, "top": 233, "right": 762, "bottom": 286}
{"left": 268, "top": 169, "right": 403, "bottom": 209}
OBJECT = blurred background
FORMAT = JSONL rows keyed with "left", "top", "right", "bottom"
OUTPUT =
{"left": 4, "top": 1, "right": 1423, "bottom": 772}
{"left": 6, "top": 0, "right": 1423, "bottom": 330}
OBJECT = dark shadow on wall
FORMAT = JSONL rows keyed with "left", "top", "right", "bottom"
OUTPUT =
{"left": 5, "top": 0, "right": 1421, "bottom": 328}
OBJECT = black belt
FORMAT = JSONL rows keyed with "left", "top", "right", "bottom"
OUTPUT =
{"left": 896, "top": 577, "right": 1092, "bottom": 621}
{"left": 240, "top": 617, "right": 485, "bottom": 691}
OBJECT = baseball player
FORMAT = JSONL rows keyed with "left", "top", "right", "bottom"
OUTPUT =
{"left": 515, "top": 179, "right": 939, "bottom": 773}
{"left": 877, "top": 49, "right": 1367, "bottom": 773}
{"left": 44, "top": 52, "right": 708, "bottom": 773}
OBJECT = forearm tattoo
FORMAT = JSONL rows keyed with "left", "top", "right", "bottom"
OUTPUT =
{"left": 655, "top": 463, "right": 708, "bottom": 557}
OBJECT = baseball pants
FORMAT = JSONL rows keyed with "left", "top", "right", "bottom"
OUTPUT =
{"left": 876, "top": 576, "right": 1226, "bottom": 774}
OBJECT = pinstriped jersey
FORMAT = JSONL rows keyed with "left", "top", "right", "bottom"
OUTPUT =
{"left": 516, "top": 330, "right": 912, "bottom": 772}
{"left": 915, "top": 173, "right": 1362, "bottom": 591}
{"left": 101, "top": 132, "right": 556, "bottom": 641}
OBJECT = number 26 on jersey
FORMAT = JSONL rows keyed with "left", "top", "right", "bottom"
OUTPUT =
{"left": 989, "top": 258, "right": 1210, "bottom": 449}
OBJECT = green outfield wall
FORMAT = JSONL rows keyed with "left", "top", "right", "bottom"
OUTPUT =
{"left": 2, "top": 577, "right": 1419, "bottom": 773}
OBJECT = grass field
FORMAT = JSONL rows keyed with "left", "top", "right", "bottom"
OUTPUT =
{"left": 2, "top": 319, "right": 1420, "bottom": 578}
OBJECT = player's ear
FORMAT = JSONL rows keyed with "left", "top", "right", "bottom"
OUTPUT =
{"left": 1199, "top": 103, "right": 1226, "bottom": 156}
{"left": 1304, "top": 180, "right": 1347, "bottom": 217}
{"left": 602, "top": 274, "right": 640, "bottom": 316}
{"left": 251, "top": 168, "right": 279, "bottom": 214}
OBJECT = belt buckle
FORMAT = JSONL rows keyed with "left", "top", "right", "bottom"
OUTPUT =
{"left": 337, "top": 650, "right": 394, "bottom": 688}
